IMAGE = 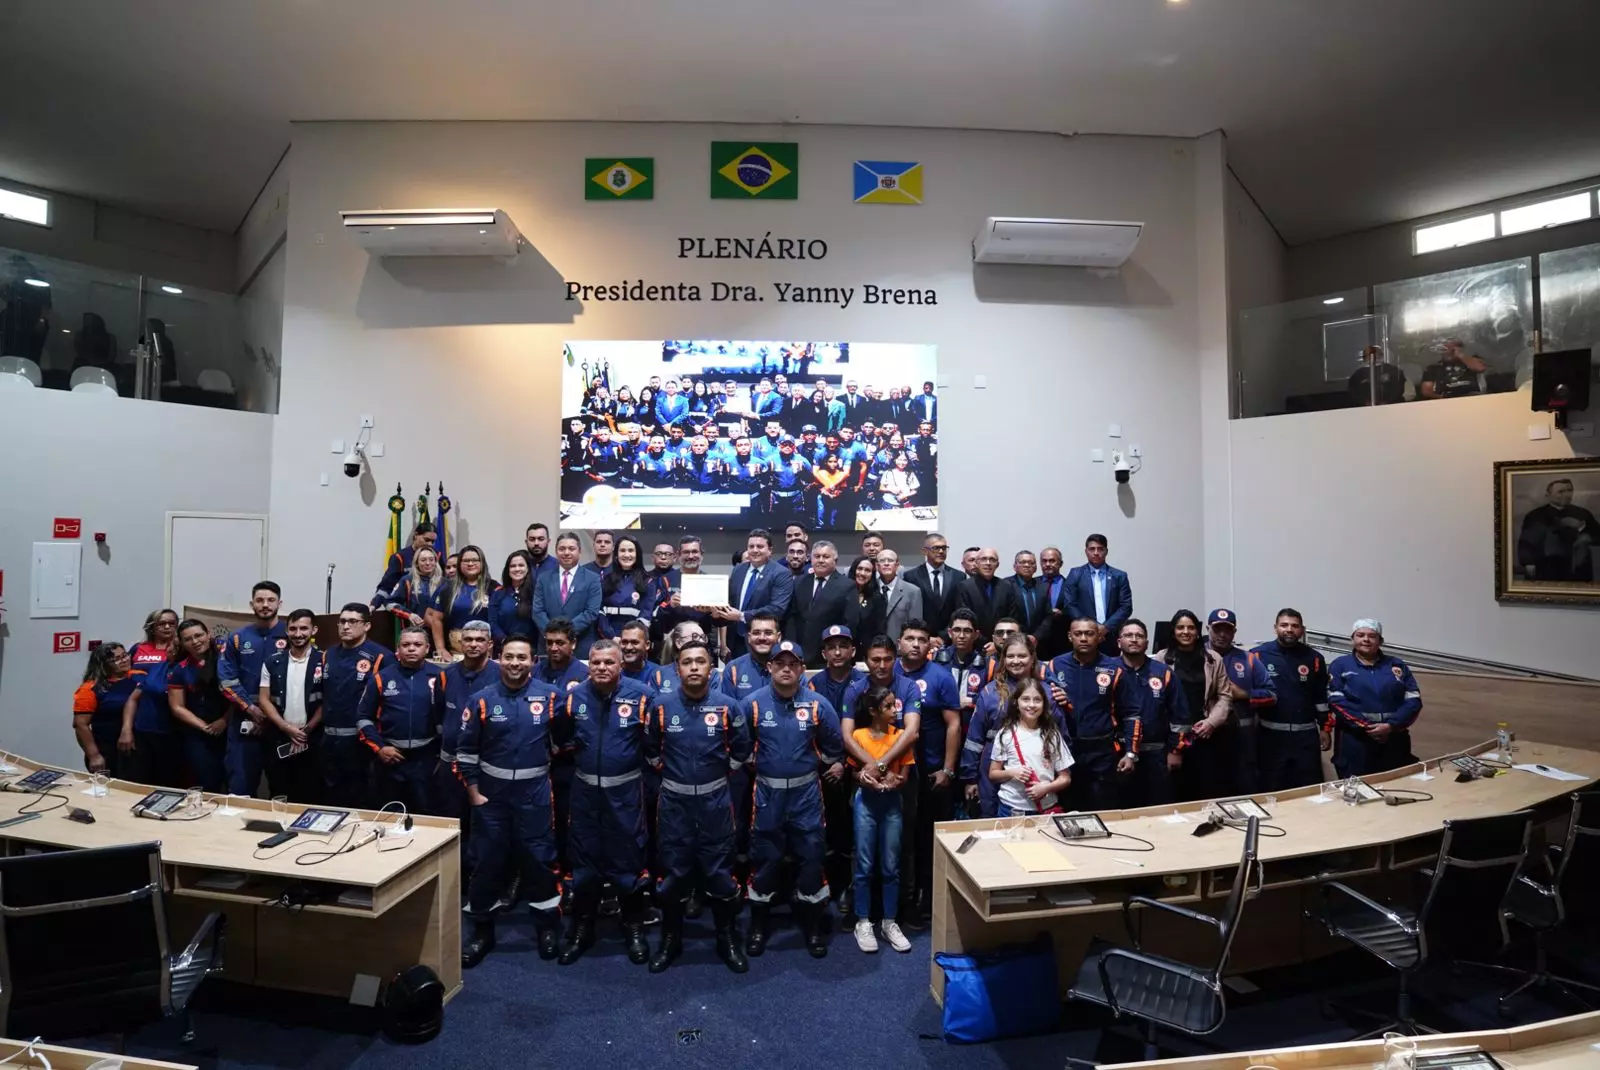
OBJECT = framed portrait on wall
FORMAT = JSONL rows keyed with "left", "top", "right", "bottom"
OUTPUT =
{"left": 1494, "top": 457, "right": 1600, "bottom": 606}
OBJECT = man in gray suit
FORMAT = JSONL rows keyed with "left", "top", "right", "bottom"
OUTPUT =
{"left": 877, "top": 549, "right": 923, "bottom": 643}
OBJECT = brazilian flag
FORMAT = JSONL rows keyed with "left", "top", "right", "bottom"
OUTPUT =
{"left": 710, "top": 142, "right": 798, "bottom": 199}
{"left": 586, "top": 158, "right": 653, "bottom": 200}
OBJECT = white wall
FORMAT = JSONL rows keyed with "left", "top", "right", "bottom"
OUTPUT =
{"left": 1227, "top": 395, "right": 1599, "bottom": 677}
{"left": 0, "top": 392, "right": 274, "bottom": 768}
{"left": 274, "top": 122, "right": 1213, "bottom": 609}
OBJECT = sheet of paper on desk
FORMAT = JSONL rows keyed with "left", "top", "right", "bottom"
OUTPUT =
{"left": 1001, "top": 842, "right": 1076, "bottom": 872}
{"left": 679, "top": 573, "right": 730, "bottom": 608}
{"left": 1514, "top": 763, "right": 1588, "bottom": 781}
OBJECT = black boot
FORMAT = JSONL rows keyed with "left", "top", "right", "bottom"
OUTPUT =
{"left": 623, "top": 890, "right": 651, "bottom": 965}
{"left": 684, "top": 890, "right": 705, "bottom": 920}
{"left": 462, "top": 916, "right": 495, "bottom": 969}
{"left": 648, "top": 903, "right": 684, "bottom": 973}
{"left": 745, "top": 902, "right": 772, "bottom": 957}
{"left": 537, "top": 924, "right": 560, "bottom": 961}
{"left": 800, "top": 901, "right": 829, "bottom": 959}
{"left": 712, "top": 898, "right": 748, "bottom": 974}
{"left": 557, "top": 915, "right": 595, "bottom": 966}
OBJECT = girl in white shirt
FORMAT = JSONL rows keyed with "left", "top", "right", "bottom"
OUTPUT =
{"left": 988, "top": 678, "right": 1074, "bottom": 816}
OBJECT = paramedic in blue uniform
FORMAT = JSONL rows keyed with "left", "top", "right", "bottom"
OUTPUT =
{"left": 896, "top": 620, "right": 961, "bottom": 927}
{"left": 1113, "top": 619, "right": 1188, "bottom": 808}
{"left": 258, "top": 608, "right": 324, "bottom": 804}
{"left": 719, "top": 611, "right": 781, "bottom": 877}
{"left": 809, "top": 625, "right": 867, "bottom": 907}
{"left": 532, "top": 618, "right": 589, "bottom": 885}
{"left": 744, "top": 641, "right": 844, "bottom": 959}
{"left": 438, "top": 620, "right": 498, "bottom": 873}
{"left": 1328, "top": 619, "right": 1422, "bottom": 777}
{"left": 557, "top": 640, "right": 656, "bottom": 966}
{"left": 635, "top": 437, "right": 679, "bottom": 487}
{"left": 645, "top": 639, "right": 752, "bottom": 974}
{"left": 456, "top": 635, "right": 566, "bottom": 968}
{"left": 1048, "top": 617, "right": 1131, "bottom": 811}
{"left": 320, "top": 603, "right": 387, "bottom": 809}
{"left": 218, "top": 580, "right": 287, "bottom": 796}
{"left": 1206, "top": 608, "right": 1276, "bottom": 794}
{"left": 372, "top": 522, "right": 435, "bottom": 604}
{"left": 358, "top": 626, "right": 445, "bottom": 815}
{"left": 1251, "top": 609, "right": 1333, "bottom": 791}
{"left": 767, "top": 439, "right": 812, "bottom": 530}
{"left": 723, "top": 438, "right": 770, "bottom": 523}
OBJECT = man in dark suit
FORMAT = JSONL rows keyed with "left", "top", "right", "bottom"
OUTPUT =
{"left": 1007, "top": 550, "right": 1049, "bottom": 634}
{"left": 909, "top": 381, "right": 938, "bottom": 429}
{"left": 1517, "top": 478, "right": 1599, "bottom": 582}
{"left": 783, "top": 540, "right": 851, "bottom": 666}
{"left": 1059, "top": 533, "right": 1133, "bottom": 656}
{"left": 903, "top": 532, "right": 961, "bottom": 635}
{"left": 532, "top": 532, "right": 604, "bottom": 656}
{"left": 877, "top": 549, "right": 925, "bottom": 643}
{"left": 952, "top": 547, "right": 1023, "bottom": 636}
{"left": 712, "top": 529, "right": 795, "bottom": 659}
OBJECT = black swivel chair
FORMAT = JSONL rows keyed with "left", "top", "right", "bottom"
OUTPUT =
{"left": 1067, "top": 817, "right": 1261, "bottom": 1062}
{"left": 1318, "top": 809, "right": 1534, "bottom": 1038}
{"left": 1457, "top": 789, "right": 1600, "bottom": 1011}
{"left": 0, "top": 842, "right": 225, "bottom": 1043}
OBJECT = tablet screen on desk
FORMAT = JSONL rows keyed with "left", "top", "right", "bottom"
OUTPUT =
{"left": 15, "top": 770, "right": 65, "bottom": 792}
{"left": 132, "top": 789, "right": 188, "bottom": 817}
{"left": 1052, "top": 814, "right": 1110, "bottom": 839}
{"left": 1414, "top": 1051, "right": 1502, "bottom": 1069}
{"left": 1218, "top": 798, "right": 1270, "bottom": 821}
{"left": 288, "top": 808, "right": 349, "bottom": 835}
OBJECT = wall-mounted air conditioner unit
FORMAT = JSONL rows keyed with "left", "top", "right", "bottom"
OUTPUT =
{"left": 339, "top": 208, "right": 524, "bottom": 257}
{"left": 972, "top": 217, "right": 1143, "bottom": 268}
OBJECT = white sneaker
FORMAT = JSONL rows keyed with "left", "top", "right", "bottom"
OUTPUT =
{"left": 853, "top": 918, "right": 879, "bottom": 953}
{"left": 880, "top": 920, "right": 911, "bottom": 953}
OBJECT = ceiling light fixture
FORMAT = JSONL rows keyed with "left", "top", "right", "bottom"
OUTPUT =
{"left": 23, "top": 278, "right": 48, "bottom": 288}
{"left": 1322, "top": 297, "right": 1345, "bottom": 305}
{"left": 161, "top": 285, "right": 183, "bottom": 294}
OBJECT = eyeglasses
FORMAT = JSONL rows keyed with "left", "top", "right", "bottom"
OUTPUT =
{"left": 338, "top": 618, "right": 365, "bottom": 626}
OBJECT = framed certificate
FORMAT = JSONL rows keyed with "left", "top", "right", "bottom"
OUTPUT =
{"left": 679, "top": 572, "right": 729, "bottom": 609}
{"left": 288, "top": 808, "right": 350, "bottom": 835}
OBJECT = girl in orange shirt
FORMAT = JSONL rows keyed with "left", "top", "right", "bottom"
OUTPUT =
{"left": 850, "top": 685, "right": 914, "bottom": 954}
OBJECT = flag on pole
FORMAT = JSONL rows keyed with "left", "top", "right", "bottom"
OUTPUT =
{"left": 416, "top": 483, "right": 433, "bottom": 535}
{"left": 435, "top": 483, "right": 452, "bottom": 560}
{"left": 385, "top": 485, "right": 405, "bottom": 588}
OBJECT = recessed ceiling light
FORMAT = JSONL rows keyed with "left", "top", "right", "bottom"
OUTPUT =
{"left": 1322, "top": 297, "right": 1345, "bottom": 305}
{"left": 161, "top": 285, "right": 183, "bottom": 294}
{"left": 61, "top": 328, "right": 71, "bottom": 334}
{"left": 23, "top": 277, "right": 48, "bottom": 288}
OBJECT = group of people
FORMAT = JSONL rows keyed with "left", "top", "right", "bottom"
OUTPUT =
{"left": 69, "top": 520, "right": 1424, "bottom": 973}
{"left": 561, "top": 371, "right": 940, "bottom": 526}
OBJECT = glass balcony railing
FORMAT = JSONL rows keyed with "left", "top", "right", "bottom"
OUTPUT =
{"left": 0, "top": 246, "right": 278, "bottom": 413}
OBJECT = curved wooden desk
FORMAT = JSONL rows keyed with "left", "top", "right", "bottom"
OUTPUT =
{"left": 1102, "top": 1009, "right": 1600, "bottom": 1069}
{"left": 0, "top": 756, "right": 461, "bottom": 1002}
{"left": 930, "top": 740, "right": 1600, "bottom": 1002}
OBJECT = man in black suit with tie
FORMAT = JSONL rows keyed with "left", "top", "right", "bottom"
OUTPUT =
{"left": 910, "top": 381, "right": 938, "bottom": 429}
{"left": 783, "top": 540, "right": 851, "bottom": 666}
{"left": 953, "top": 547, "right": 1023, "bottom": 637}
{"left": 712, "top": 529, "right": 795, "bottom": 660}
{"left": 1007, "top": 550, "right": 1049, "bottom": 634}
{"left": 903, "top": 532, "right": 961, "bottom": 635}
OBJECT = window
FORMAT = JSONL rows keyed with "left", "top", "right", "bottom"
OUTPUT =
{"left": 0, "top": 184, "right": 50, "bottom": 227}
{"left": 1414, "top": 213, "right": 1496, "bottom": 255}
{"left": 1499, "top": 190, "right": 1593, "bottom": 236}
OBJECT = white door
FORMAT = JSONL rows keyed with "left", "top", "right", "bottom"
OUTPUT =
{"left": 166, "top": 513, "right": 268, "bottom": 613}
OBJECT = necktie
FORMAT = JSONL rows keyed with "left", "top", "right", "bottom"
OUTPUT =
{"left": 812, "top": 577, "right": 821, "bottom": 599}
{"left": 740, "top": 567, "right": 760, "bottom": 610}
{"left": 1021, "top": 583, "right": 1034, "bottom": 620}
{"left": 931, "top": 568, "right": 942, "bottom": 600}
{"left": 561, "top": 571, "right": 571, "bottom": 602}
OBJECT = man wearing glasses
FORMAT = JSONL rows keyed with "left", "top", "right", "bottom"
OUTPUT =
{"left": 320, "top": 603, "right": 387, "bottom": 809}
{"left": 904, "top": 533, "right": 961, "bottom": 636}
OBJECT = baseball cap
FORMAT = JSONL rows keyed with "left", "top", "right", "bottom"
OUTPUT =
{"left": 769, "top": 640, "right": 805, "bottom": 661}
{"left": 821, "top": 625, "right": 854, "bottom": 643}
{"left": 801, "top": 424, "right": 819, "bottom": 433}
{"left": 1207, "top": 609, "right": 1236, "bottom": 627}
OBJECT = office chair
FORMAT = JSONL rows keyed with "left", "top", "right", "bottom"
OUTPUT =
{"left": 1066, "top": 817, "right": 1261, "bottom": 1062}
{"left": 0, "top": 842, "right": 226, "bottom": 1043}
{"left": 1317, "top": 809, "right": 1533, "bottom": 1039}
{"left": 1456, "top": 790, "right": 1600, "bottom": 1012}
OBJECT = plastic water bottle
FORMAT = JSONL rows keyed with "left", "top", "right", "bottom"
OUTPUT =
{"left": 1495, "top": 721, "right": 1514, "bottom": 759}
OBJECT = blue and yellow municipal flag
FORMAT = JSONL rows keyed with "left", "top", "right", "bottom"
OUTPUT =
{"left": 385, "top": 484, "right": 405, "bottom": 567}
{"left": 853, "top": 161, "right": 923, "bottom": 205}
{"left": 434, "top": 483, "right": 452, "bottom": 560}
{"left": 711, "top": 142, "right": 799, "bottom": 199}
{"left": 586, "top": 158, "right": 653, "bottom": 200}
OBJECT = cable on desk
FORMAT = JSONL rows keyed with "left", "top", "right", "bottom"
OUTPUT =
{"left": 1378, "top": 788, "right": 1435, "bottom": 803}
{"left": 1221, "top": 818, "right": 1287, "bottom": 837}
{"left": 294, "top": 823, "right": 382, "bottom": 866}
{"left": 19, "top": 791, "right": 68, "bottom": 815}
{"left": 1037, "top": 828, "right": 1157, "bottom": 852}
{"left": 160, "top": 801, "right": 219, "bottom": 821}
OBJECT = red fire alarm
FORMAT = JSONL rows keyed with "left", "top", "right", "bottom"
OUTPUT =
{"left": 94, "top": 532, "right": 107, "bottom": 543}
{"left": 52, "top": 518, "right": 82, "bottom": 539}
{"left": 53, "top": 632, "right": 81, "bottom": 654}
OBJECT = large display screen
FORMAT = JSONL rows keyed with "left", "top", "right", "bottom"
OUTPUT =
{"left": 559, "top": 339, "right": 939, "bottom": 533}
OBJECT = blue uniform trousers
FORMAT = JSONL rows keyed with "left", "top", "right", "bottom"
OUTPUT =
{"left": 467, "top": 775, "right": 561, "bottom": 922}
{"left": 749, "top": 777, "right": 828, "bottom": 904}
{"left": 569, "top": 775, "right": 649, "bottom": 910}
{"left": 371, "top": 743, "right": 437, "bottom": 815}
{"left": 655, "top": 781, "right": 739, "bottom": 904}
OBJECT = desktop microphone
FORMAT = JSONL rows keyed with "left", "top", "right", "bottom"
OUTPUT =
{"left": 1384, "top": 794, "right": 1417, "bottom": 806}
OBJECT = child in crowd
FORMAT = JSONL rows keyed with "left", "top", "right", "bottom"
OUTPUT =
{"left": 850, "top": 685, "right": 913, "bottom": 953}
{"left": 988, "top": 678, "right": 1074, "bottom": 816}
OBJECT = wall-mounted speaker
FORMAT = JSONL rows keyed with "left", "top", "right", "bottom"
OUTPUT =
{"left": 1531, "top": 349, "right": 1592, "bottom": 427}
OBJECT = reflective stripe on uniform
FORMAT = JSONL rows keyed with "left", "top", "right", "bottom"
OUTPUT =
{"left": 390, "top": 737, "right": 436, "bottom": 750}
{"left": 1260, "top": 720, "right": 1317, "bottom": 733}
{"left": 482, "top": 761, "right": 549, "bottom": 780}
{"left": 575, "top": 769, "right": 643, "bottom": 787}
{"left": 325, "top": 726, "right": 359, "bottom": 737}
{"left": 758, "top": 772, "right": 818, "bottom": 789}
{"left": 661, "top": 776, "right": 728, "bottom": 796}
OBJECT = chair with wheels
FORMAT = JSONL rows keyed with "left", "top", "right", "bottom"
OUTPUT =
{"left": 1457, "top": 789, "right": 1600, "bottom": 1012}
{"left": 1066, "top": 817, "right": 1261, "bottom": 1062}
{"left": 1317, "top": 808, "right": 1533, "bottom": 1038}
{"left": 0, "top": 842, "right": 226, "bottom": 1043}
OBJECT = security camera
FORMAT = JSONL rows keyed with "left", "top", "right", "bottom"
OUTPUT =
{"left": 1112, "top": 450, "right": 1132, "bottom": 484}
{"left": 343, "top": 447, "right": 364, "bottom": 478}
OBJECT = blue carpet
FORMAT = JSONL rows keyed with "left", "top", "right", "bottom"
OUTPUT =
{"left": 67, "top": 914, "right": 1600, "bottom": 1070}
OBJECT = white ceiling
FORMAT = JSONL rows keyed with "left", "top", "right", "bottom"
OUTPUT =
{"left": 2, "top": 0, "right": 1598, "bottom": 245}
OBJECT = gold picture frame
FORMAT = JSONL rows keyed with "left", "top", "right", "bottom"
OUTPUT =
{"left": 1494, "top": 457, "right": 1600, "bottom": 606}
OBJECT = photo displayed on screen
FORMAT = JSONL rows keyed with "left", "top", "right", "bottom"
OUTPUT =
{"left": 559, "top": 339, "right": 939, "bottom": 532}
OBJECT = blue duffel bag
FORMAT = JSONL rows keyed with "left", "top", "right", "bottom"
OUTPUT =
{"left": 933, "top": 935, "right": 1060, "bottom": 1043}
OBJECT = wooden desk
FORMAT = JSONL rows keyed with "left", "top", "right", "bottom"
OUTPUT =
{"left": 0, "top": 757, "right": 461, "bottom": 1003}
{"left": 0, "top": 1036, "right": 197, "bottom": 1070}
{"left": 930, "top": 740, "right": 1600, "bottom": 1002}
{"left": 1101, "top": 1009, "right": 1600, "bottom": 1069}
